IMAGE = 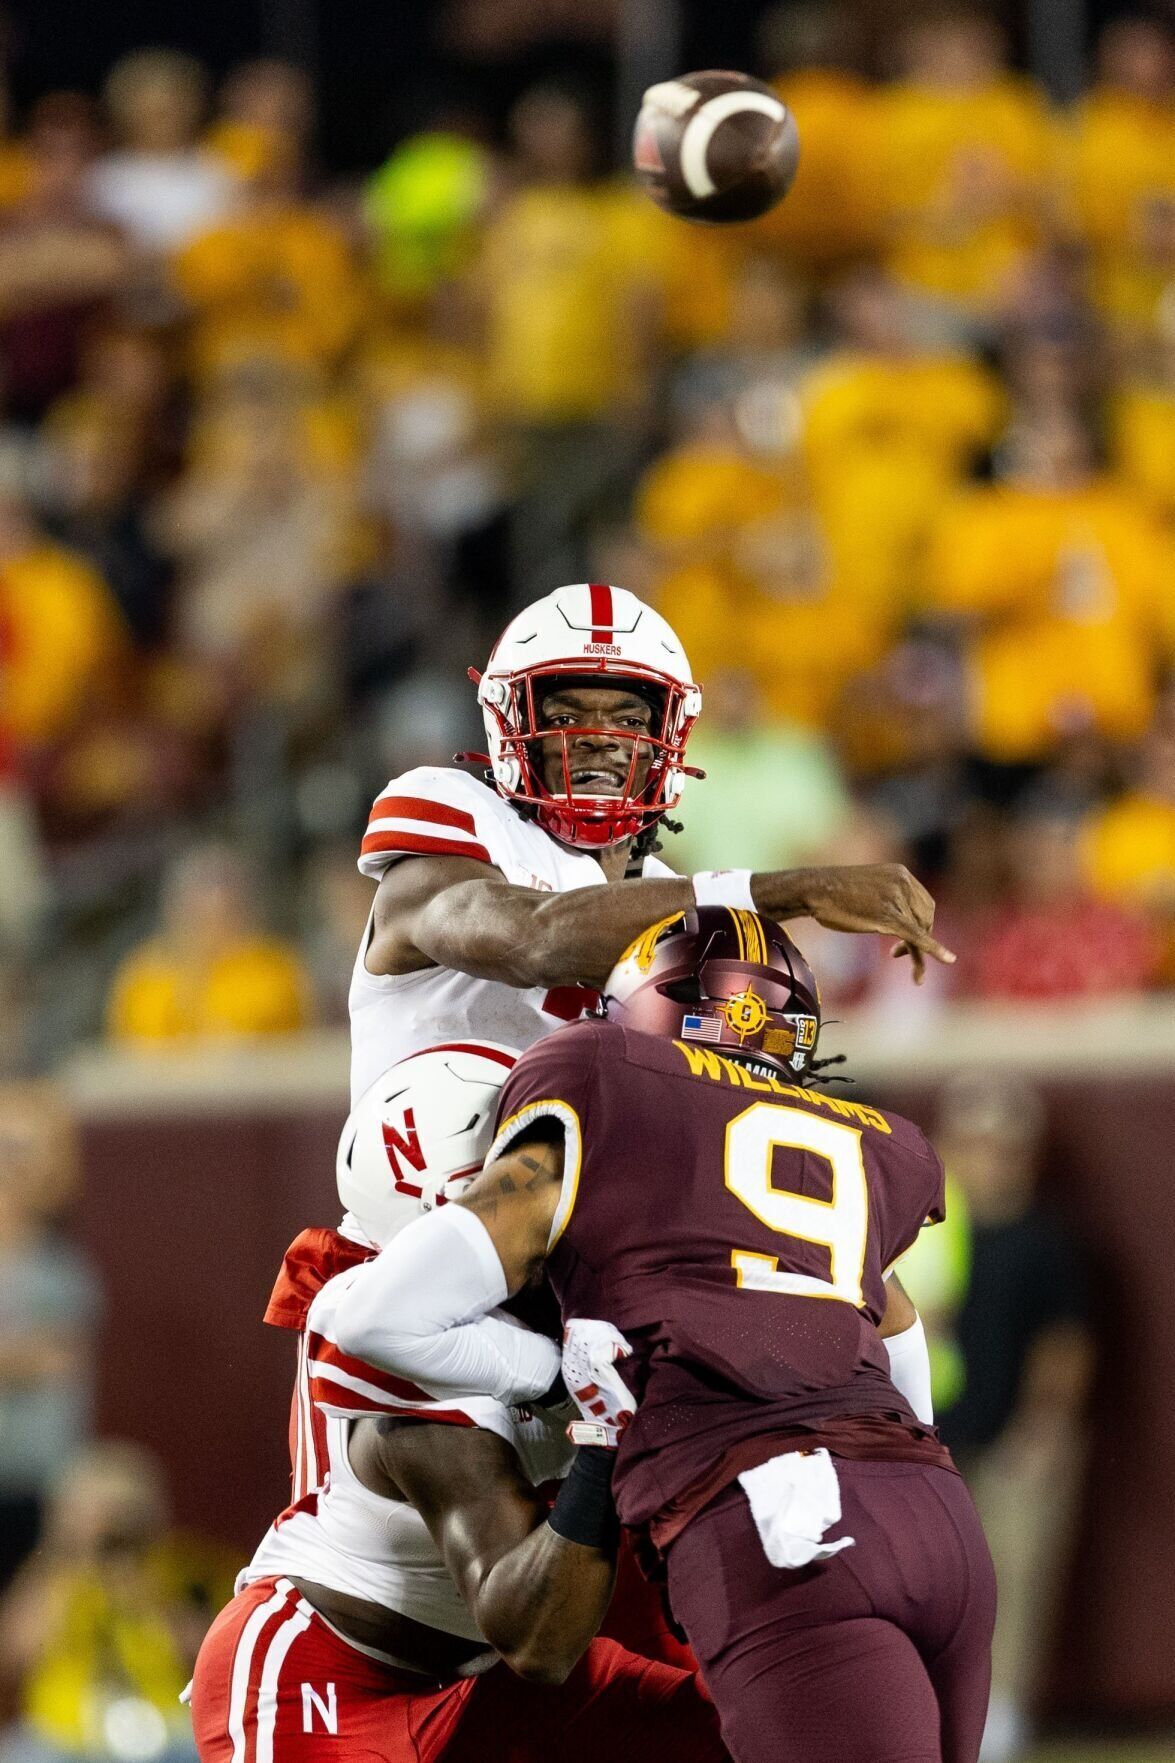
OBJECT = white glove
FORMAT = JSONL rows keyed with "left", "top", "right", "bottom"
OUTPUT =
{"left": 562, "top": 1319, "right": 636, "bottom": 1448}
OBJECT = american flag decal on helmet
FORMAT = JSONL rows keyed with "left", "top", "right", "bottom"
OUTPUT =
{"left": 682, "top": 1012, "right": 723, "bottom": 1042}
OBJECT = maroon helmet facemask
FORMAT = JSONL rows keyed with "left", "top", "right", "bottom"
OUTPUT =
{"left": 604, "top": 907, "right": 822, "bottom": 1079}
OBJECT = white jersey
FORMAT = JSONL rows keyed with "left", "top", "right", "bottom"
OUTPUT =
{"left": 243, "top": 1265, "right": 572, "bottom": 1649}
{"left": 350, "top": 765, "right": 674, "bottom": 1101}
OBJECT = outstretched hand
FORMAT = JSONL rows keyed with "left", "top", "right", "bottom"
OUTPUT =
{"left": 801, "top": 864, "right": 956, "bottom": 985}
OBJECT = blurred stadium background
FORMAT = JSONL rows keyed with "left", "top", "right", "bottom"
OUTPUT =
{"left": 0, "top": 0, "right": 1173, "bottom": 1758}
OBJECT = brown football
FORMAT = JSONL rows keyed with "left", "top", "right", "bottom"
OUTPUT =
{"left": 632, "top": 70, "right": 800, "bottom": 224}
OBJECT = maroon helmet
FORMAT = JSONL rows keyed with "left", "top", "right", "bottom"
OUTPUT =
{"left": 604, "top": 906, "right": 822, "bottom": 1079}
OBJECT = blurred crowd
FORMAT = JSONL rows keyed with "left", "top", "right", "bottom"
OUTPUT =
{"left": 0, "top": 1083, "right": 232, "bottom": 1763}
{"left": 1, "top": 3, "right": 1175, "bottom": 1071}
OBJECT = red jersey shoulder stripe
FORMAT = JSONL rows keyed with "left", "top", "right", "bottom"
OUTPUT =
{"left": 359, "top": 829, "right": 493, "bottom": 864}
{"left": 305, "top": 1332, "right": 433, "bottom": 1406}
{"left": 311, "top": 1384, "right": 478, "bottom": 1429}
{"left": 309, "top": 1375, "right": 416, "bottom": 1417}
{"left": 367, "top": 795, "right": 478, "bottom": 836}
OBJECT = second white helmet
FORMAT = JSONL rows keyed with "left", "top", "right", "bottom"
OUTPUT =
{"left": 337, "top": 1041, "right": 517, "bottom": 1247}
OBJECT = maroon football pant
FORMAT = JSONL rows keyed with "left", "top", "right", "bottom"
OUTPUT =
{"left": 665, "top": 1459, "right": 996, "bottom": 1763}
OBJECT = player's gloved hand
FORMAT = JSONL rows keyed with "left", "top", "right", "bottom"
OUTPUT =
{"left": 562, "top": 1319, "right": 635, "bottom": 1448}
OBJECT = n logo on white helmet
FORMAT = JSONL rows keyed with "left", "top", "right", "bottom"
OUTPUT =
{"left": 338, "top": 1042, "right": 517, "bottom": 1245}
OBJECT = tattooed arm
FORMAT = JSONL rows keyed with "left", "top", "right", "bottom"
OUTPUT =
{"left": 454, "top": 1127, "right": 565, "bottom": 1295}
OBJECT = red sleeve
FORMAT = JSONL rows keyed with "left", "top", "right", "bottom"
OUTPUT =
{"left": 264, "top": 1229, "right": 375, "bottom": 1331}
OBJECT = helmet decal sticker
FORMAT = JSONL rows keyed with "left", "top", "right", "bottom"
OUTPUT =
{"left": 718, "top": 988, "right": 770, "bottom": 1041}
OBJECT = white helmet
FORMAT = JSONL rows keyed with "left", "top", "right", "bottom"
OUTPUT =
{"left": 471, "top": 583, "right": 702, "bottom": 850}
{"left": 336, "top": 1041, "right": 517, "bottom": 1247}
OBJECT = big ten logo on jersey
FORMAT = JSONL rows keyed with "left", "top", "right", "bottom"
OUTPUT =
{"left": 381, "top": 1108, "right": 427, "bottom": 1200}
{"left": 302, "top": 1683, "right": 338, "bottom": 1735}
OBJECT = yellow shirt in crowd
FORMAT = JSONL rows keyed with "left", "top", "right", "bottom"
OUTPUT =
{"left": 172, "top": 204, "right": 364, "bottom": 378}
{"left": 481, "top": 182, "right": 651, "bottom": 421}
{"left": 107, "top": 939, "right": 311, "bottom": 1043}
{"left": 969, "top": 612, "right": 1157, "bottom": 760}
{"left": 637, "top": 444, "right": 888, "bottom": 728}
{"left": 636, "top": 441, "right": 784, "bottom": 553}
{"left": 23, "top": 1573, "right": 191, "bottom": 1754}
{"left": 1110, "top": 385, "right": 1175, "bottom": 522}
{"left": 0, "top": 545, "right": 127, "bottom": 747}
{"left": 800, "top": 351, "right": 1004, "bottom": 605}
{"left": 874, "top": 75, "right": 1054, "bottom": 308}
{"left": 480, "top": 181, "right": 732, "bottom": 422}
{"left": 754, "top": 70, "right": 882, "bottom": 268}
{"left": 1066, "top": 90, "right": 1175, "bottom": 333}
{"left": 654, "top": 558, "right": 884, "bottom": 731}
{"left": 1082, "top": 791, "right": 1175, "bottom": 907}
{"left": 801, "top": 350, "right": 1003, "bottom": 487}
{"left": 925, "top": 477, "right": 1169, "bottom": 627}
{"left": 924, "top": 478, "right": 1169, "bottom": 757}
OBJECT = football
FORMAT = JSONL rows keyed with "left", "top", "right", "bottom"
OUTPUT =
{"left": 632, "top": 69, "right": 801, "bottom": 224}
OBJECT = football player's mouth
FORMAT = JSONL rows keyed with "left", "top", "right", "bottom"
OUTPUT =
{"left": 568, "top": 767, "right": 626, "bottom": 795}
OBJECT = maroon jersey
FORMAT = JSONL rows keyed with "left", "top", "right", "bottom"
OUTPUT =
{"left": 490, "top": 1018, "right": 952, "bottom": 1547}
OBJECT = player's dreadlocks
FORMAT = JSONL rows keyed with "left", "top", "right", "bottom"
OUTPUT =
{"left": 626, "top": 814, "right": 683, "bottom": 871}
{"left": 724, "top": 1048, "right": 854, "bottom": 1091}
{"left": 805, "top": 1052, "right": 853, "bottom": 1088}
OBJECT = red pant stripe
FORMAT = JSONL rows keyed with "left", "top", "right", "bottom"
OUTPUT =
{"left": 227, "top": 1579, "right": 300, "bottom": 1763}
{"left": 255, "top": 1596, "right": 315, "bottom": 1763}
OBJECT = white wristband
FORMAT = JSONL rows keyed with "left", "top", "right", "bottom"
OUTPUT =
{"left": 692, "top": 869, "right": 756, "bottom": 911}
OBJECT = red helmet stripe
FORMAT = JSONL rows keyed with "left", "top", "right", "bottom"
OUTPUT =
{"left": 588, "top": 582, "right": 614, "bottom": 645}
{"left": 422, "top": 1042, "right": 517, "bottom": 1069}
